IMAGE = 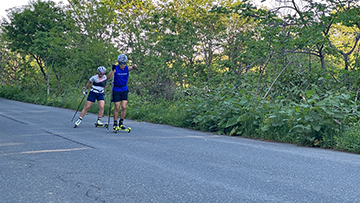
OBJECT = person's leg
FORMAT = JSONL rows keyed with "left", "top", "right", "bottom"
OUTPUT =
{"left": 120, "top": 100, "right": 127, "bottom": 120}
{"left": 96, "top": 99, "right": 105, "bottom": 125}
{"left": 113, "top": 101, "right": 120, "bottom": 121}
{"left": 119, "top": 100, "right": 127, "bottom": 129}
{"left": 112, "top": 91, "right": 120, "bottom": 129}
{"left": 80, "top": 91, "right": 96, "bottom": 118}
{"left": 80, "top": 101, "right": 93, "bottom": 118}
{"left": 75, "top": 101, "right": 93, "bottom": 126}
{"left": 118, "top": 90, "right": 129, "bottom": 128}
{"left": 113, "top": 101, "right": 120, "bottom": 126}
{"left": 97, "top": 100, "right": 105, "bottom": 118}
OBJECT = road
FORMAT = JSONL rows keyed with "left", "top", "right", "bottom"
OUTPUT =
{"left": 0, "top": 97, "right": 359, "bottom": 202}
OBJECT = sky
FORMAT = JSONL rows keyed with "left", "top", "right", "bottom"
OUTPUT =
{"left": 0, "top": 0, "right": 65, "bottom": 19}
{"left": 0, "top": 0, "right": 278, "bottom": 19}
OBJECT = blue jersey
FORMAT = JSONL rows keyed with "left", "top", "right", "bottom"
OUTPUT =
{"left": 113, "top": 65, "right": 129, "bottom": 92}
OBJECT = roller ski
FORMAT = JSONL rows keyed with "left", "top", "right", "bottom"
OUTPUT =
{"left": 94, "top": 120, "right": 108, "bottom": 128}
{"left": 113, "top": 125, "right": 131, "bottom": 133}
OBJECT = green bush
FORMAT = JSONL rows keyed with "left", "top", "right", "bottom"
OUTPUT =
{"left": 2, "top": 83, "right": 360, "bottom": 154}
{"left": 334, "top": 123, "right": 360, "bottom": 153}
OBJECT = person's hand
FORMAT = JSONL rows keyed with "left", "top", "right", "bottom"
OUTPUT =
{"left": 83, "top": 90, "right": 88, "bottom": 95}
{"left": 133, "top": 64, "right": 137, "bottom": 69}
{"left": 112, "top": 64, "right": 116, "bottom": 71}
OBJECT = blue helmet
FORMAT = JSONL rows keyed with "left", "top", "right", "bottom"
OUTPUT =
{"left": 97, "top": 66, "right": 106, "bottom": 74}
{"left": 117, "top": 54, "right": 128, "bottom": 63}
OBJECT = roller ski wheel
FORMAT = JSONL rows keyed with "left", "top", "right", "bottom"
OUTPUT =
{"left": 95, "top": 123, "right": 108, "bottom": 128}
{"left": 113, "top": 126, "right": 131, "bottom": 133}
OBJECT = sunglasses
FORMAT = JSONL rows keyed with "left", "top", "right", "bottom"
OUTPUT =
{"left": 119, "top": 62, "right": 126, "bottom": 65}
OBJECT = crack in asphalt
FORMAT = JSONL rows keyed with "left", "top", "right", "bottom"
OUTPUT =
{"left": 0, "top": 113, "right": 95, "bottom": 149}
{"left": 0, "top": 113, "right": 28, "bottom": 125}
{"left": 42, "top": 130, "right": 95, "bottom": 149}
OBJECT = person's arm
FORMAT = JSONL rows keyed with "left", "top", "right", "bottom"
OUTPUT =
{"left": 128, "top": 64, "right": 137, "bottom": 71}
{"left": 107, "top": 65, "right": 116, "bottom": 79}
{"left": 83, "top": 80, "right": 91, "bottom": 95}
{"left": 86, "top": 80, "right": 91, "bottom": 89}
{"left": 107, "top": 69, "right": 115, "bottom": 79}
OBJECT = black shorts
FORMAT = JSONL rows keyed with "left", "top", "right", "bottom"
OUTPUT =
{"left": 87, "top": 91, "right": 105, "bottom": 102}
{"left": 112, "top": 90, "right": 128, "bottom": 102}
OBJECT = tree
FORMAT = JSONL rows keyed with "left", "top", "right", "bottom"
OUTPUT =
{"left": 327, "top": 0, "right": 360, "bottom": 85}
{"left": 275, "top": 0, "right": 360, "bottom": 86}
{"left": 1, "top": 0, "right": 69, "bottom": 94}
{"left": 66, "top": 0, "right": 119, "bottom": 87}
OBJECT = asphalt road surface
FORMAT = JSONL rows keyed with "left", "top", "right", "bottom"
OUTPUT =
{"left": 1, "top": 97, "right": 360, "bottom": 203}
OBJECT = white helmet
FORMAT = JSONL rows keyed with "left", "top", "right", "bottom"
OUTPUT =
{"left": 97, "top": 66, "right": 106, "bottom": 73}
{"left": 117, "top": 54, "right": 128, "bottom": 63}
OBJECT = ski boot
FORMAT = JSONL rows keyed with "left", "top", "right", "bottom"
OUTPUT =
{"left": 74, "top": 117, "right": 82, "bottom": 128}
{"left": 94, "top": 119, "right": 108, "bottom": 128}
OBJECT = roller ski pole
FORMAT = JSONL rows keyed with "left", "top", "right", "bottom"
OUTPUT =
{"left": 71, "top": 94, "right": 86, "bottom": 122}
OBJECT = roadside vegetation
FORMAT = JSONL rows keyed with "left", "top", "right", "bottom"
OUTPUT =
{"left": 1, "top": 0, "right": 360, "bottom": 153}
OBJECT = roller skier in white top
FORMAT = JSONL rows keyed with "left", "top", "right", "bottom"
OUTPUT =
{"left": 74, "top": 66, "right": 108, "bottom": 128}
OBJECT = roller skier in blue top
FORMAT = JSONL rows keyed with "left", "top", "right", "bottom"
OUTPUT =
{"left": 107, "top": 54, "right": 137, "bottom": 132}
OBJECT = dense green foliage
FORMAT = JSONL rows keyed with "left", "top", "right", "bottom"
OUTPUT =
{"left": 1, "top": 0, "right": 360, "bottom": 153}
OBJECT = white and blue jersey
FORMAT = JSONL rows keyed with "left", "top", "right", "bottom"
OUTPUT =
{"left": 89, "top": 74, "right": 107, "bottom": 93}
{"left": 113, "top": 65, "right": 129, "bottom": 92}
